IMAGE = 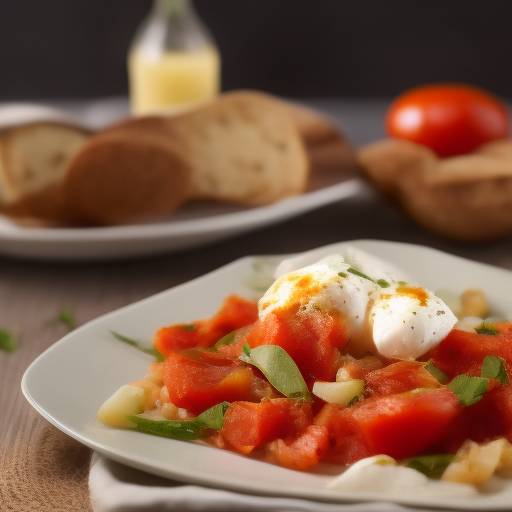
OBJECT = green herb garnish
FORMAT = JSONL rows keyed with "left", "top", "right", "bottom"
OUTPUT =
{"left": 128, "top": 401, "right": 229, "bottom": 440}
{"left": 0, "top": 329, "right": 18, "bottom": 353}
{"left": 183, "top": 324, "right": 196, "bottom": 331}
{"left": 58, "top": 308, "right": 76, "bottom": 330}
{"left": 376, "top": 279, "right": 390, "bottom": 288}
{"left": 347, "top": 267, "right": 374, "bottom": 282}
{"left": 211, "top": 330, "right": 238, "bottom": 351}
{"left": 110, "top": 330, "right": 165, "bottom": 362}
{"left": 424, "top": 361, "right": 449, "bottom": 384}
{"left": 240, "top": 344, "right": 312, "bottom": 401}
{"left": 402, "top": 454, "right": 456, "bottom": 479}
{"left": 475, "top": 322, "right": 499, "bottom": 335}
{"left": 448, "top": 374, "right": 488, "bottom": 406}
{"left": 482, "top": 355, "right": 509, "bottom": 384}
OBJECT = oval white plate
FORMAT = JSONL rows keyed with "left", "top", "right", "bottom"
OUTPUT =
{"left": 22, "top": 240, "right": 512, "bottom": 509}
{"left": 0, "top": 178, "right": 366, "bottom": 261}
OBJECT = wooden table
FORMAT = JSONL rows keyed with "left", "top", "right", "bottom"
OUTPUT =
{"left": 2, "top": 100, "right": 512, "bottom": 511}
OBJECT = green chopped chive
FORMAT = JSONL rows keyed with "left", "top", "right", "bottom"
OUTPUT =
{"left": 424, "top": 361, "right": 449, "bottom": 384}
{"left": 58, "top": 308, "right": 76, "bottom": 330}
{"left": 0, "top": 329, "right": 18, "bottom": 353}
{"left": 398, "top": 281, "right": 408, "bottom": 287}
{"left": 482, "top": 356, "right": 509, "bottom": 384}
{"left": 402, "top": 454, "right": 456, "bottom": 479}
{"left": 110, "top": 330, "right": 165, "bottom": 362}
{"left": 183, "top": 324, "right": 196, "bottom": 331}
{"left": 127, "top": 402, "right": 230, "bottom": 440}
{"left": 240, "top": 343, "right": 312, "bottom": 401}
{"left": 448, "top": 374, "right": 488, "bottom": 406}
{"left": 475, "top": 322, "right": 499, "bottom": 335}
{"left": 376, "top": 279, "right": 390, "bottom": 288}
{"left": 347, "top": 267, "right": 374, "bottom": 282}
{"left": 338, "top": 272, "right": 348, "bottom": 278}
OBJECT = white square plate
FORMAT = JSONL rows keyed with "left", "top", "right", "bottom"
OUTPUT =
{"left": 21, "top": 240, "right": 512, "bottom": 509}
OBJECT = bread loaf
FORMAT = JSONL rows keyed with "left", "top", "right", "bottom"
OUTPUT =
{"left": 0, "top": 91, "right": 356, "bottom": 226}
{"left": 358, "top": 138, "right": 512, "bottom": 241}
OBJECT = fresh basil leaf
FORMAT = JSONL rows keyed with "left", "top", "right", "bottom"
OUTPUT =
{"left": 110, "top": 330, "right": 165, "bottom": 362}
{"left": 127, "top": 416, "right": 203, "bottom": 440}
{"left": 482, "top": 356, "right": 509, "bottom": 384}
{"left": 402, "top": 454, "right": 456, "bottom": 479}
{"left": 475, "top": 322, "right": 499, "bottom": 335}
{"left": 448, "top": 374, "right": 488, "bottom": 406}
{"left": 127, "top": 401, "right": 230, "bottom": 440}
{"left": 58, "top": 308, "right": 76, "bottom": 330}
{"left": 212, "top": 330, "right": 238, "bottom": 351}
{"left": 0, "top": 329, "right": 18, "bottom": 353}
{"left": 424, "top": 361, "right": 448, "bottom": 385}
{"left": 347, "top": 267, "right": 374, "bottom": 282}
{"left": 240, "top": 344, "right": 312, "bottom": 401}
{"left": 195, "top": 401, "right": 230, "bottom": 430}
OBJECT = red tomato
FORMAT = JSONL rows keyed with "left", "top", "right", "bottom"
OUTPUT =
{"left": 220, "top": 398, "right": 313, "bottom": 453}
{"left": 386, "top": 83, "right": 510, "bottom": 157}
{"left": 245, "top": 309, "right": 348, "bottom": 382}
{"left": 153, "top": 294, "right": 258, "bottom": 356}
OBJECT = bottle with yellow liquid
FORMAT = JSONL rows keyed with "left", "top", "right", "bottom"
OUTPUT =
{"left": 128, "top": 0, "right": 220, "bottom": 115}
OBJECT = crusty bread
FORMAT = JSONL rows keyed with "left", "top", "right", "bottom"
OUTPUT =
{"left": 358, "top": 138, "right": 512, "bottom": 241}
{"left": 0, "top": 90, "right": 356, "bottom": 226}
{"left": 0, "top": 123, "right": 90, "bottom": 220}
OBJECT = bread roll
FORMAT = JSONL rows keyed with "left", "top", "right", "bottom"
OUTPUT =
{"left": 358, "top": 138, "right": 512, "bottom": 241}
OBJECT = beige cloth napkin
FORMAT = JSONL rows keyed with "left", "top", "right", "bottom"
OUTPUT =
{"left": 89, "top": 452, "right": 461, "bottom": 512}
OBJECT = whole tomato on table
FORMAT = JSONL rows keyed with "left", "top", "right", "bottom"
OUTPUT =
{"left": 385, "top": 83, "right": 510, "bottom": 157}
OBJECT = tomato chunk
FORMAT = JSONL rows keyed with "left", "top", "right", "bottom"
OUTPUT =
{"left": 422, "top": 322, "right": 512, "bottom": 379}
{"left": 364, "top": 360, "right": 441, "bottom": 398}
{"left": 153, "top": 295, "right": 258, "bottom": 356}
{"left": 221, "top": 398, "right": 313, "bottom": 454}
{"left": 163, "top": 351, "right": 266, "bottom": 414}
{"left": 245, "top": 309, "right": 348, "bottom": 381}
{"left": 319, "top": 389, "right": 461, "bottom": 462}
{"left": 269, "top": 425, "right": 330, "bottom": 470}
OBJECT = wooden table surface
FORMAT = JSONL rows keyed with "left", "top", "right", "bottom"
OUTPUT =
{"left": 3, "top": 99, "right": 512, "bottom": 511}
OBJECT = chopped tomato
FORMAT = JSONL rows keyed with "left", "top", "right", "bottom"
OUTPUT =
{"left": 336, "top": 354, "right": 384, "bottom": 380}
{"left": 318, "top": 389, "right": 461, "bottom": 462}
{"left": 269, "top": 425, "right": 330, "bottom": 470}
{"left": 433, "top": 383, "right": 512, "bottom": 453}
{"left": 245, "top": 309, "right": 348, "bottom": 381}
{"left": 364, "top": 360, "right": 441, "bottom": 398}
{"left": 153, "top": 295, "right": 258, "bottom": 356}
{"left": 163, "top": 351, "right": 269, "bottom": 414}
{"left": 421, "top": 322, "right": 512, "bottom": 379}
{"left": 221, "top": 398, "right": 313, "bottom": 454}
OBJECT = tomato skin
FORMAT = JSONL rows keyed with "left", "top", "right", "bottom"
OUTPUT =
{"left": 386, "top": 84, "right": 510, "bottom": 157}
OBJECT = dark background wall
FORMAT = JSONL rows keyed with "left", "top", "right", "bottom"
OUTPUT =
{"left": 1, "top": 0, "right": 511, "bottom": 101}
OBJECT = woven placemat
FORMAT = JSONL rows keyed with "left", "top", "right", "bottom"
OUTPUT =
{"left": 0, "top": 421, "right": 92, "bottom": 512}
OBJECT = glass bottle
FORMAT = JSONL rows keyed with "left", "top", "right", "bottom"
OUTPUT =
{"left": 128, "top": 0, "right": 221, "bottom": 115}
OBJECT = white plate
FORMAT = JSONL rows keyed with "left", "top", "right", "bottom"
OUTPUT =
{"left": 22, "top": 240, "right": 512, "bottom": 509}
{"left": 0, "top": 178, "right": 366, "bottom": 261}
